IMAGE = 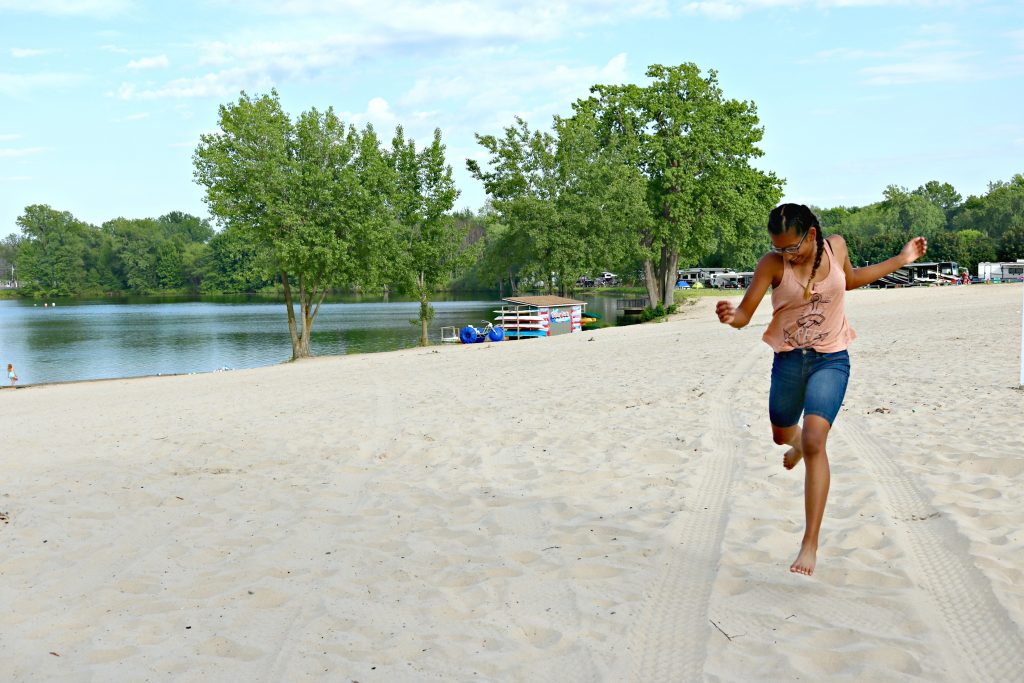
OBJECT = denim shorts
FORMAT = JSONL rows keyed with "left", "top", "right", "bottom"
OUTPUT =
{"left": 769, "top": 348, "right": 851, "bottom": 427}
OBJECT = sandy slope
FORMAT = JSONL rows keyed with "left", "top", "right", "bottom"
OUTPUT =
{"left": 1, "top": 284, "right": 1022, "bottom": 682}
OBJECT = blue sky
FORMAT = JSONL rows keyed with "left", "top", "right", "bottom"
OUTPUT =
{"left": 1, "top": 0, "right": 1022, "bottom": 235}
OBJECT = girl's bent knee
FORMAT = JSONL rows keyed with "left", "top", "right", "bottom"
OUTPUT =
{"left": 771, "top": 424, "right": 798, "bottom": 445}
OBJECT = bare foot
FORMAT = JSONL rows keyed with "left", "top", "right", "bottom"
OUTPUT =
{"left": 783, "top": 444, "right": 804, "bottom": 470}
{"left": 790, "top": 544, "right": 817, "bottom": 576}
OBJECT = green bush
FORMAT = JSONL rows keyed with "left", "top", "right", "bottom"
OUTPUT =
{"left": 639, "top": 302, "right": 677, "bottom": 321}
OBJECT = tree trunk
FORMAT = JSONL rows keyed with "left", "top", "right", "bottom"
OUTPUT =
{"left": 661, "top": 248, "right": 679, "bottom": 308}
{"left": 642, "top": 259, "right": 659, "bottom": 309}
{"left": 417, "top": 272, "right": 431, "bottom": 347}
{"left": 281, "top": 270, "right": 309, "bottom": 360}
{"left": 420, "top": 300, "right": 430, "bottom": 347}
{"left": 643, "top": 246, "right": 680, "bottom": 310}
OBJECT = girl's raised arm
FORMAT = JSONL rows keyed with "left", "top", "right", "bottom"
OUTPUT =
{"left": 842, "top": 236, "right": 928, "bottom": 290}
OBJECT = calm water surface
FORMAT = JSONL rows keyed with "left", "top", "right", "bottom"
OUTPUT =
{"left": 0, "top": 292, "right": 624, "bottom": 385}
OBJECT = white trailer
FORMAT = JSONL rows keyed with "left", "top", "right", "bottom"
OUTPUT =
{"left": 677, "top": 267, "right": 734, "bottom": 287}
{"left": 712, "top": 271, "right": 755, "bottom": 289}
{"left": 978, "top": 261, "right": 1024, "bottom": 283}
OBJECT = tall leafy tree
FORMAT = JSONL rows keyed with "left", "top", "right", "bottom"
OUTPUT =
{"left": 997, "top": 224, "right": 1024, "bottom": 261}
{"left": 584, "top": 63, "right": 783, "bottom": 307}
{"left": 15, "top": 205, "right": 91, "bottom": 296}
{"left": 194, "top": 91, "right": 391, "bottom": 359}
{"left": 953, "top": 174, "right": 1024, "bottom": 241}
{"left": 879, "top": 185, "right": 946, "bottom": 239}
{"left": 931, "top": 229, "right": 996, "bottom": 274}
{"left": 389, "top": 126, "right": 466, "bottom": 346}
{"left": 912, "top": 180, "right": 962, "bottom": 221}
{"left": 0, "top": 233, "right": 22, "bottom": 284}
{"left": 468, "top": 113, "right": 644, "bottom": 296}
{"left": 204, "top": 225, "right": 273, "bottom": 292}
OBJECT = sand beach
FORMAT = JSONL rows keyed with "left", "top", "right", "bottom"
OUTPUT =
{"left": 1, "top": 284, "right": 1022, "bottom": 681}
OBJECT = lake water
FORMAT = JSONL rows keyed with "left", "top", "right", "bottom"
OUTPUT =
{"left": 0, "top": 292, "right": 626, "bottom": 385}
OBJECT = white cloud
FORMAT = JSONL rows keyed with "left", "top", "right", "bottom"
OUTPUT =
{"left": 682, "top": 2, "right": 744, "bottom": 20}
{"left": 683, "top": 0, "right": 960, "bottom": 20}
{"left": 118, "top": 35, "right": 368, "bottom": 100}
{"left": 0, "top": 147, "right": 51, "bottom": 158}
{"left": 0, "top": 0, "right": 131, "bottom": 16}
{"left": 215, "top": 0, "right": 666, "bottom": 42}
{"left": 126, "top": 55, "right": 170, "bottom": 70}
{"left": 112, "top": 112, "right": 149, "bottom": 122}
{"left": 403, "top": 53, "right": 628, "bottom": 107}
{"left": 0, "top": 133, "right": 23, "bottom": 142}
{"left": 859, "top": 51, "right": 979, "bottom": 85}
{"left": 397, "top": 52, "right": 630, "bottom": 136}
{"left": 10, "top": 48, "right": 56, "bottom": 58}
{"left": 0, "top": 72, "right": 86, "bottom": 97}
{"left": 338, "top": 97, "right": 399, "bottom": 131}
{"left": 116, "top": 67, "right": 271, "bottom": 100}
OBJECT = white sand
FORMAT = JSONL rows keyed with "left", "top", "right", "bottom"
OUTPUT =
{"left": 1, "top": 284, "right": 1022, "bottom": 682}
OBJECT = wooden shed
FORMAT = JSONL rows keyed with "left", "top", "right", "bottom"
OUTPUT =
{"left": 497, "top": 296, "right": 586, "bottom": 338}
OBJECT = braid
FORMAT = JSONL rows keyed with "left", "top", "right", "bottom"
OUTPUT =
{"left": 768, "top": 203, "right": 824, "bottom": 299}
{"left": 803, "top": 205, "right": 824, "bottom": 300}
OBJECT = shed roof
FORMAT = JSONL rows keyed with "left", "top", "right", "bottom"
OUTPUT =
{"left": 502, "top": 295, "right": 586, "bottom": 307}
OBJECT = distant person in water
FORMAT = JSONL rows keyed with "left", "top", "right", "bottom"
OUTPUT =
{"left": 715, "top": 203, "right": 927, "bottom": 576}
{"left": 7, "top": 363, "right": 18, "bottom": 386}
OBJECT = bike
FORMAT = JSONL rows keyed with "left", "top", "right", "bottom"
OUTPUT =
{"left": 459, "top": 320, "right": 505, "bottom": 343}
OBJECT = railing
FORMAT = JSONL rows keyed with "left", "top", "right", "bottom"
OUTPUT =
{"left": 616, "top": 297, "right": 649, "bottom": 311}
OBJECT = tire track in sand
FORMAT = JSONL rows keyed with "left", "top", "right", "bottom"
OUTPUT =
{"left": 623, "top": 344, "right": 762, "bottom": 682}
{"left": 836, "top": 417, "right": 1024, "bottom": 682}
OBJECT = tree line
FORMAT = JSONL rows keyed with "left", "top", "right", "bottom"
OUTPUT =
{"left": 4, "top": 62, "right": 1022, "bottom": 358}
{"left": 0, "top": 207, "right": 275, "bottom": 296}
{"left": 816, "top": 177, "right": 1024, "bottom": 275}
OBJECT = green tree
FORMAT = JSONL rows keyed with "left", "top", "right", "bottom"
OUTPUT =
{"left": 997, "top": 223, "right": 1024, "bottom": 261}
{"left": 102, "top": 217, "right": 162, "bottom": 293}
{"left": 0, "top": 233, "right": 21, "bottom": 284}
{"left": 204, "top": 225, "right": 273, "bottom": 292}
{"left": 194, "top": 90, "right": 392, "bottom": 359}
{"left": 468, "top": 113, "right": 645, "bottom": 296}
{"left": 15, "top": 205, "right": 91, "bottom": 296}
{"left": 157, "top": 211, "right": 214, "bottom": 244}
{"left": 584, "top": 63, "right": 783, "bottom": 307}
{"left": 180, "top": 242, "right": 212, "bottom": 292}
{"left": 931, "top": 229, "right": 996, "bottom": 274}
{"left": 912, "top": 180, "right": 962, "bottom": 221}
{"left": 154, "top": 240, "right": 184, "bottom": 289}
{"left": 879, "top": 185, "right": 946, "bottom": 239}
{"left": 389, "top": 127, "right": 467, "bottom": 346}
{"left": 953, "top": 174, "right": 1024, "bottom": 241}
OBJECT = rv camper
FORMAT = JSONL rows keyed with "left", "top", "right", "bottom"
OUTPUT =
{"left": 712, "top": 271, "right": 755, "bottom": 289}
{"left": 978, "top": 260, "right": 1024, "bottom": 283}
{"left": 872, "top": 261, "right": 960, "bottom": 287}
{"left": 677, "top": 267, "right": 734, "bottom": 287}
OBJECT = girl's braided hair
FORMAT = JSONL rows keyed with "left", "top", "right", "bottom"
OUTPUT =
{"left": 768, "top": 203, "right": 823, "bottom": 300}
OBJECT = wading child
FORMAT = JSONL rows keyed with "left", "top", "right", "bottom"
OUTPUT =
{"left": 715, "top": 203, "right": 926, "bottom": 576}
{"left": 7, "top": 363, "right": 17, "bottom": 386}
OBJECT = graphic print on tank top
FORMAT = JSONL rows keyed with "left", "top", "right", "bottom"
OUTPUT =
{"left": 782, "top": 291, "right": 833, "bottom": 348}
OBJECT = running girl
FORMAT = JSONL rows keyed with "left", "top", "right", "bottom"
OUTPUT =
{"left": 715, "top": 203, "right": 927, "bottom": 576}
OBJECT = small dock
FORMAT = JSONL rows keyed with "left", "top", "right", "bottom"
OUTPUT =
{"left": 616, "top": 297, "right": 649, "bottom": 316}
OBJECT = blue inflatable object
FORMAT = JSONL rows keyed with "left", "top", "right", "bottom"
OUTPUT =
{"left": 460, "top": 326, "right": 478, "bottom": 344}
{"left": 488, "top": 326, "right": 505, "bottom": 342}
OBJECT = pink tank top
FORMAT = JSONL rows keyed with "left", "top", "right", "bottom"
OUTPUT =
{"left": 762, "top": 239, "right": 856, "bottom": 353}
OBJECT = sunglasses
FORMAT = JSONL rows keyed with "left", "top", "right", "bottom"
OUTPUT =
{"left": 769, "top": 229, "right": 811, "bottom": 255}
